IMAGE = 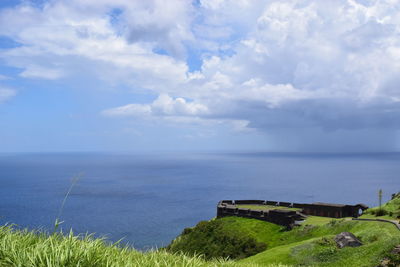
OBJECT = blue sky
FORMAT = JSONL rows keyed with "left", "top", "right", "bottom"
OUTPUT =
{"left": 0, "top": 0, "right": 400, "bottom": 153}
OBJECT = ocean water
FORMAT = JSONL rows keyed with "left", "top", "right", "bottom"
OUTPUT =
{"left": 0, "top": 152, "right": 399, "bottom": 250}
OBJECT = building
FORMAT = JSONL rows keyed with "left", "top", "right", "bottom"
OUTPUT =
{"left": 217, "top": 200, "right": 369, "bottom": 228}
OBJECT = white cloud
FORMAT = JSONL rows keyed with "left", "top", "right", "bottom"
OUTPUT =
{"left": 0, "top": 87, "right": 16, "bottom": 103}
{"left": 2, "top": 0, "right": 400, "bottom": 143}
{"left": 103, "top": 94, "right": 209, "bottom": 118}
{"left": 181, "top": 0, "right": 400, "bottom": 132}
{"left": 102, "top": 103, "right": 151, "bottom": 118}
{"left": 0, "top": 0, "right": 191, "bottom": 89}
{"left": 20, "top": 65, "right": 64, "bottom": 80}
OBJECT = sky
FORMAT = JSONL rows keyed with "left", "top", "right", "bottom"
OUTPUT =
{"left": 0, "top": 0, "right": 400, "bottom": 153}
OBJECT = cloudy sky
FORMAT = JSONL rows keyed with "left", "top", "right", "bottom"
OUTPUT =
{"left": 0, "top": 0, "right": 399, "bottom": 152}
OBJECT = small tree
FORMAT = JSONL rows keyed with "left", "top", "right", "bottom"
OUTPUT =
{"left": 379, "top": 189, "right": 383, "bottom": 210}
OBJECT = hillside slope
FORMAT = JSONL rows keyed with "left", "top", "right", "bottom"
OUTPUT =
{"left": 241, "top": 219, "right": 399, "bottom": 266}
{"left": 169, "top": 195, "right": 400, "bottom": 267}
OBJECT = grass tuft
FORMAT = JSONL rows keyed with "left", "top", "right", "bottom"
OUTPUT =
{"left": 0, "top": 224, "right": 290, "bottom": 267}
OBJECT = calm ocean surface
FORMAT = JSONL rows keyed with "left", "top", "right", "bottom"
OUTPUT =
{"left": 0, "top": 152, "right": 399, "bottom": 250}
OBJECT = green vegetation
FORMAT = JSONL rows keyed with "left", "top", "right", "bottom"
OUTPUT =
{"left": 363, "top": 192, "right": 400, "bottom": 219}
{"left": 383, "top": 249, "right": 400, "bottom": 267}
{"left": 166, "top": 218, "right": 268, "bottom": 260}
{"left": 242, "top": 219, "right": 399, "bottom": 266}
{"left": 169, "top": 195, "right": 400, "bottom": 267}
{"left": 236, "top": 205, "right": 301, "bottom": 212}
{"left": 54, "top": 174, "right": 81, "bottom": 233}
{"left": 0, "top": 225, "right": 292, "bottom": 267}
{"left": 302, "top": 216, "right": 344, "bottom": 226}
{"left": 167, "top": 215, "right": 400, "bottom": 266}
{"left": 1, "top": 194, "right": 399, "bottom": 267}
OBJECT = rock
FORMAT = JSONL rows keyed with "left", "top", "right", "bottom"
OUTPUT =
{"left": 334, "top": 232, "right": 362, "bottom": 248}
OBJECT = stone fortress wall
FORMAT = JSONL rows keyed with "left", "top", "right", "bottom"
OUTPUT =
{"left": 217, "top": 200, "right": 369, "bottom": 229}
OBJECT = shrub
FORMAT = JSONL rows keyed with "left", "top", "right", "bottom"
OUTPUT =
{"left": 369, "top": 209, "right": 376, "bottom": 215}
{"left": 182, "top": 227, "right": 193, "bottom": 235}
{"left": 166, "top": 219, "right": 267, "bottom": 260}
{"left": 375, "top": 209, "right": 388, "bottom": 216}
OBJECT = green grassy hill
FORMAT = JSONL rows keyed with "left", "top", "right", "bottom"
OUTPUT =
{"left": 241, "top": 219, "right": 399, "bottom": 266}
{"left": 168, "top": 216, "right": 399, "bottom": 267}
{"left": 168, "top": 195, "right": 400, "bottom": 267}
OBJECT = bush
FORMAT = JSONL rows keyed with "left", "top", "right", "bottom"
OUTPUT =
{"left": 368, "top": 209, "right": 376, "bottom": 215}
{"left": 166, "top": 219, "right": 267, "bottom": 260}
{"left": 182, "top": 227, "right": 193, "bottom": 235}
{"left": 375, "top": 209, "right": 388, "bottom": 216}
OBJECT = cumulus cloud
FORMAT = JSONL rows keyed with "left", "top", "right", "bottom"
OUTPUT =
{"left": 0, "top": 0, "right": 190, "bottom": 89}
{"left": 103, "top": 94, "right": 209, "bottom": 118}
{"left": 1, "top": 0, "right": 400, "bottom": 150}
{"left": 177, "top": 0, "right": 400, "bottom": 132}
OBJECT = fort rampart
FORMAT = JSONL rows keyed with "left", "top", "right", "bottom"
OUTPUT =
{"left": 217, "top": 200, "right": 368, "bottom": 229}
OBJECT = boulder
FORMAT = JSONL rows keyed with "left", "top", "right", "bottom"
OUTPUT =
{"left": 334, "top": 232, "right": 362, "bottom": 248}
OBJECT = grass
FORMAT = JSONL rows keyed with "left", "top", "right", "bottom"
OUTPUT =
{"left": 166, "top": 218, "right": 268, "bottom": 260}
{"left": 238, "top": 195, "right": 400, "bottom": 266}
{"left": 241, "top": 219, "right": 400, "bottom": 266}
{"left": 167, "top": 215, "right": 400, "bottom": 266}
{"left": 204, "top": 217, "right": 285, "bottom": 245}
{"left": 359, "top": 214, "right": 395, "bottom": 221}
{"left": 168, "top": 217, "right": 296, "bottom": 254}
{"left": 0, "top": 224, "right": 293, "bottom": 267}
{"left": 363, "top": 194, "right": 400, "bottom": 219}
{"left": 236, "top": 205, "right": 301, "bottom": 212}
{"left": 54, "top": 173, "right": 81, "bottom": 232}
{"left": 170, "top": 194, "right": 400, "bottom": 266}
{"left": 4, "top": 218, "right": 396, "bottom": 267}
{"left": 0, "top": 221, "right": 397, "bottom": 267}
{"left": 2, "top": 192, "right": 399, "bottom": 267}
{"left": 302, "top": 216, "right": 346, "bottom": 226}
{"left": 168, "top": 214, "right": 400, "bottom": 266}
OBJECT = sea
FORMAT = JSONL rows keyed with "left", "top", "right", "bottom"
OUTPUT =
{"left": 0, "top": 152, "right": 399, "bottom": 250}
